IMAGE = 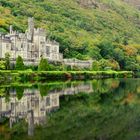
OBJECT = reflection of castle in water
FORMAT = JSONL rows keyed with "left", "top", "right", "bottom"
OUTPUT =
{"left": 0, "top": 82, "right": 93, "bottom": 135}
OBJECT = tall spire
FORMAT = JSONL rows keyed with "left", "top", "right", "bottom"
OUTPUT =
{"left": 9, "top": 25, "right": 13, "bottom": 34}
{"left": 28, "top": 17, "right": 34, "bottom": 41}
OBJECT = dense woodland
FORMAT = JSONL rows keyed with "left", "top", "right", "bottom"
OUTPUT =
{"left": 0, "top": 0, "right": 140, "bottom": 71}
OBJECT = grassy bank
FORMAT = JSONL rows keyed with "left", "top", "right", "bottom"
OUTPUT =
{"left": 0, "top": 70, "right": 133, "bottom": 83}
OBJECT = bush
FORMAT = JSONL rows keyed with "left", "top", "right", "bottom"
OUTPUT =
{"left": 5, "top": 53, "right": 10, "bottom": 70}
{"left": 38, "top": 58, "right": 49, "bottom": 71}
{"left": 0, "top": 60, "right": 6, "bottom": 70}
{"left": 92, "top": 60, "right": 101, "bottom": 71}
{"left": 15, "top": 56, "right": 25, "bottom": 70}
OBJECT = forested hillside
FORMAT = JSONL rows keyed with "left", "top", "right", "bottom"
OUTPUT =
{"left": 0, "top": 0, "right": 140, "bottom": 70}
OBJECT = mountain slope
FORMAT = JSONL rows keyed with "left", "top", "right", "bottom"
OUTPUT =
{"left": 0, "top": 0, "right": 140, "bottom": 70}
{"left": 123, "top": 0, "right": 140, "bottom": 9}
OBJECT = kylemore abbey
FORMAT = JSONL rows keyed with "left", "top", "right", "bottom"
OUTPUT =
{"left": 0, "top": 17, "right": 93, "bottom": 68}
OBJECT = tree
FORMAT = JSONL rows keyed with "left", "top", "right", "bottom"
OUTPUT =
{"left": 136, "top": 55, "right": 140, "bottom": 63}
{"left": 92, "top": 60, "right": 101, "bottom": 71}
{"left": 98, "top": 59, "right": 120, "bottom": 71}
{"left": 114, "top": 48, "right": 125, "bottom": 69}
{"left": 15, "top": 56, "right": 24, "bottom": 70}
{"left": 5, "top": 53, "right": 10, "bottom": 70}
{"left": 0, "top": 60, "right": 6, "bottom": 70}
{"left": 88, "top": 47, "right": 102, "bottom": 60}
{"left": 97, "top": 40, "right": 115, "bottom": 59}
{"left": 124, "top": 56, "right": 139, "bottom": 71}
{"left": 38, "top": 57, "right": 49, "bottom": 71}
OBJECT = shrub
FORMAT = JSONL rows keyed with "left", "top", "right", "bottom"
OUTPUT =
{"left": 5, "top": 53, "right": 10, "bottom": 70}
{"left": 15, "top": 56, "right": 25, "bottom": 70}
{"left": 0, "top": 60, "right": 6, "bottom": 70}
{"left": 38, "top": 58, "right": 49, "bottom": 71}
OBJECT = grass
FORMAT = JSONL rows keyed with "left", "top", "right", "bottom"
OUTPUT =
{"left": 0, "top": 70, "right": 133, "bottom": 84}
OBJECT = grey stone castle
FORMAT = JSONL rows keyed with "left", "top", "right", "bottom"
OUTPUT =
{"left": 0, "top": 17, "right": 93, "bottom": 68}
{"left": 0, "top": 17, "right": 63, "bottom": 63}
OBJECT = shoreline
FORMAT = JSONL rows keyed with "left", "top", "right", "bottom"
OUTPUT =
{"left": 0, "top": 70, "right": 133, "bottom": 83}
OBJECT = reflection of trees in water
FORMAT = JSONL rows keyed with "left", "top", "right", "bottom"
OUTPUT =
{"left": 4, "top": 87, "right": 11, "bottom": 103}
{"left": 0, "top": 88, "right": 5, "bottom": 96}
{"left": 38, "top": 84, "right": 50, "bottom": 97}
{"left": 15, "top": 86, "right": 24, "bottom": 100}
{"left": 112, "top": 79, "right": 140, "bottom": 104}
{"left": 1, "top": 79, "right": 140, "bottom": 140}
{"left": 96, "top": 79, "right": 139, "bottom": 104}
{"left": 91, "top": 79, "right": 140, "bottom": 105}
{"left": 92, "top": 79, "right": 120, "bottom": 94}
{"left": 13, "top": 84, "right": 140, "bottom": 140}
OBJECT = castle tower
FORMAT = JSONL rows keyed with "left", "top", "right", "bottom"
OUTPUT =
{"left": 9, "top": 25, "right": 13, "bottom": 34}
{"left": 27, "top": 17, "right": 34, "bottom": 42}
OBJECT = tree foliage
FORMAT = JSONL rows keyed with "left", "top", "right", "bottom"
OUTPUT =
{"left": 38, "top": 58, "right": 49, "bottom": 71}
{"left": 0, "top": 60, "right": 5, "bottom": 70}
{"left": 15, "top": 56, "right": 24, "bottom": 70}
{"left": 5, "top": 53, "right": 10, "bottom": 70}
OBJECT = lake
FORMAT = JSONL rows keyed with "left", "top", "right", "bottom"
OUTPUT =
{"left": 0, "top": 78, "right": 140, "bottom": 140}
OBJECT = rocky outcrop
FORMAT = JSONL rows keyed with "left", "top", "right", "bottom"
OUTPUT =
{"left": 77, "top": 0, "right": 99, "bottom": 8}
{"left": 123, "top": 0, "right": 140, "bottom": 9}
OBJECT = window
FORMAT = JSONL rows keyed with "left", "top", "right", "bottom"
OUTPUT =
{"left": 21, "top": 43, "right": 23, "bottom": 49}
{"left": 35, "top": 53, "right": 38, "bottom": 58}
{"left": 54, "top": 47, "right": 57, "bottom": 53}
{"left": 46, "top": 97, "right": 50, "bottom": 106}
{"left": 40, "top": 41, "right": 45, "bottom": 44}
{"left": 11, "top": 43, "right": 14, "bottom": 50}
{"left": 6, "top": 44, "right": 9, "bottom": 50}
{"left": 46, "top": 46, "right": 50, "bottom": 56}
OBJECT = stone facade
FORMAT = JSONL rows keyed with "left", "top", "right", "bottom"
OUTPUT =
{"left": 0, "top": 17, "right": 63, "bottom": 64}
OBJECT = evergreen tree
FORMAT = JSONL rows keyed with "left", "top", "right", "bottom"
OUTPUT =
{"left": 15, "top": 56, "right": 24, "bottom": 70}
{"left": 38, "top": 58, "right": 49, "bottom": 71}
{"left": 92, "top": 60, "right": 101, "bottom": 71}
{"left": 5, "top": 53, "right": 10, "bottom": 70}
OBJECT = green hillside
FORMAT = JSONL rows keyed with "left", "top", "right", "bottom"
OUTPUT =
{"left": 0, "top": 0, "right": 140, "bottom": 70}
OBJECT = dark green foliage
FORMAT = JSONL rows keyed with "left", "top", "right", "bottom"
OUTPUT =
{"left": 38, "top": 84, "right": 49, "bottom": 96}
{"left": 98, "top": 41, "right": 115, "bottom": 59}
{"left": 5, "top": 53, "right": 10, "bottom": 70}
{"left": 92, "top": 60, "right": 101, "bottom": 71}
{"left": 15, "top": 56, "right": 24, "bottom": 70}
{"left": 25, "top": 65, "right": 38, "bottom": 71}
{"left": 38, "top": 58, "right": 49, "bottom": 71}
{"left": 16, "top": 86, "right": 24, "bottom": 100}
{"left": 124, "top": 56, "right": 140, "bottom": 71}
{"left": 0, "top": 61, "right": 6, "bottom": 70}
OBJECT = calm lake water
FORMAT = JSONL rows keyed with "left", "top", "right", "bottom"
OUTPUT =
{"left": 0, "top": 78, "right": 140, "bottom": 140}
